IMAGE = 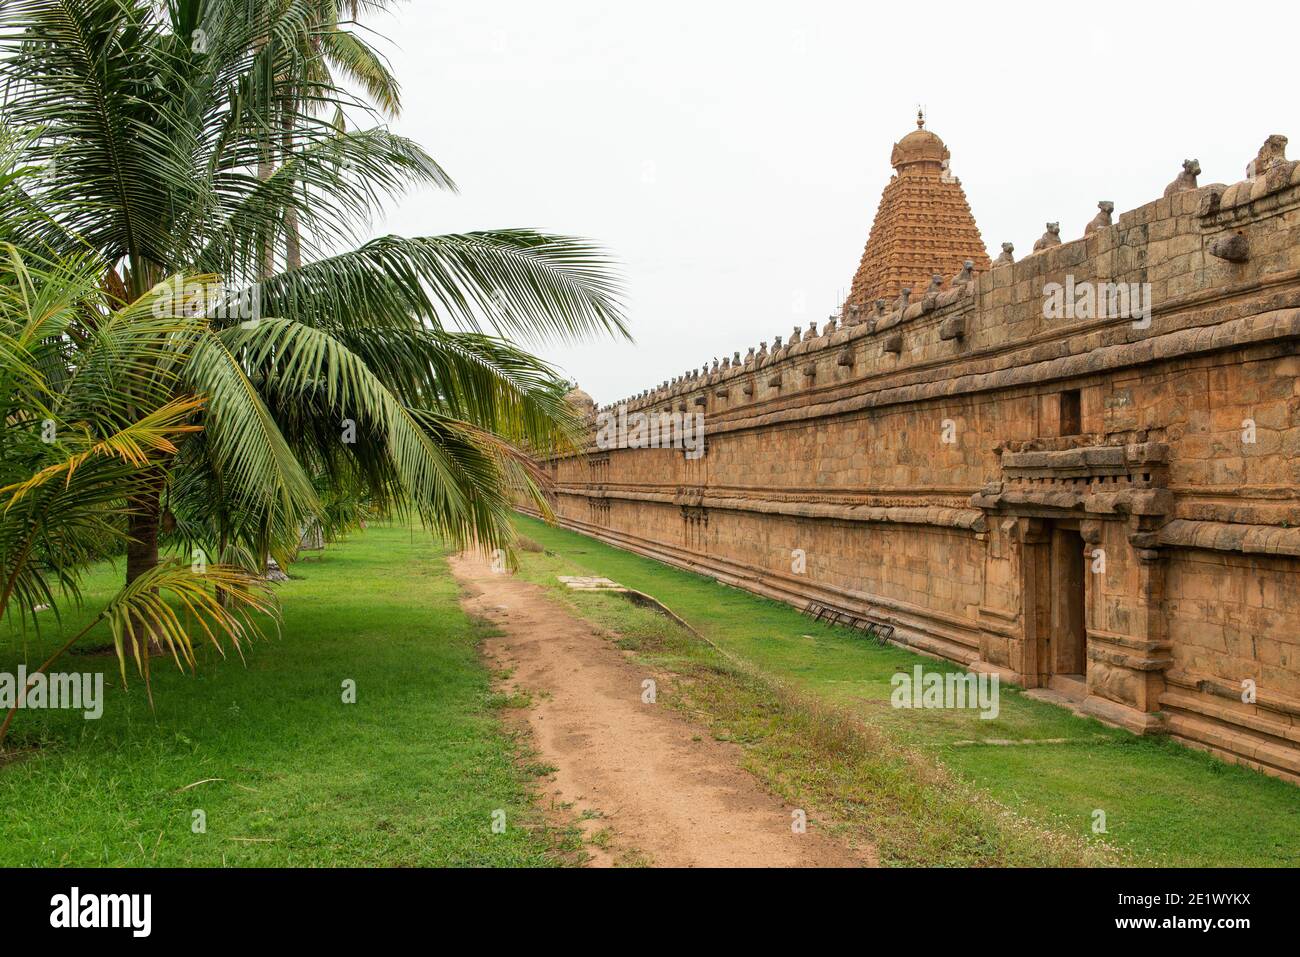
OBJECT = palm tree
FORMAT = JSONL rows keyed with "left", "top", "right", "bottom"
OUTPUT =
{"left": 0, "top": 231, "right": 274, "bottom": 746}
{"left": 272, "top": 0, "right": 406, "bottom": 271}
{"left": 0, "top": 0, "right": 627, "bottom": 587}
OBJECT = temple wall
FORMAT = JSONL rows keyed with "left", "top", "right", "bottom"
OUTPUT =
{"left": 526, "top": 155, "right": 1300, "bottom": 784}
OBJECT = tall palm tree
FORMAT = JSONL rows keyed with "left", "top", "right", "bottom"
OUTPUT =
{"left": 0, "top": 0, "right": 627, "bottom": 586}
{"left": 273, "top": 0, "right": 406, "bottom": 270}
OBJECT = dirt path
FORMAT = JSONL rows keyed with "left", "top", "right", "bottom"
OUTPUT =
{"left": 450, "top": 553, "right": 870, "bottom": 868}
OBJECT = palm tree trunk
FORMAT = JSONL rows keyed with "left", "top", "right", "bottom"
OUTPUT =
{"left": 283, "top": 113, "right": 302, "bottom": 270}
{"left": 258, "top": 157, "right": 277, "bottom": 278}
{"left": 125, "top": 482, "right": 166, "bottom": 656}
{"left": 284, "top": 207, "right": 301, "bottom": 269}
{"left": 257, "top": 139, "right": 280, "bottom": 579}
{"left": 124, "top": 491, "right": 160, "bottom": 584}
{"left": 122, "top": 260, "right": 164, "bottom": 609}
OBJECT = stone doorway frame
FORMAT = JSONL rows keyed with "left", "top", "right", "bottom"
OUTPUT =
{"left": 1012, "top": 515, "right": 1095, "bottom": 692}
{"left": 970, "top": 439, "right": 1174, "bottom": 732}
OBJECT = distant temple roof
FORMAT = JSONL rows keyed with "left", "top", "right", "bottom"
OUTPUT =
{"left": 842, "top": 112, "right": 990, "bottom": 312}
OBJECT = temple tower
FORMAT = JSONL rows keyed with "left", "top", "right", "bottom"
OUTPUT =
{"left": 842, "top": 112, "right": 990, "bottom": 311}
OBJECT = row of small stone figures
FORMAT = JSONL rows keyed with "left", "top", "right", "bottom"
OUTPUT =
{"left": 613, "top": 193, "right": 1153, "bottom": 405}
{"left": 999, "top": 158, "right": 1194, "bottom": 261}
{"left": 1013, "top": 137, "right": 1289, "bottom": 260}
{"left": 614, "top": 260, "right": 982, "bottom": 405}
{"left": 610, "top": 139, "right": 1291, "bottom": 409}
{"left": 849, "top": 260, "right": 978, "bottom": 321}
{"left": 1020, "top": 197, "right": 1118, "bottom": 258}
{"left": 635, "top": 318, "right": 841, "bottom": 398}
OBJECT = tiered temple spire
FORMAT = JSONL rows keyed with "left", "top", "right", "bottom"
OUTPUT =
{"left": 841, "top": 113, "right": 990, "bottom": 312}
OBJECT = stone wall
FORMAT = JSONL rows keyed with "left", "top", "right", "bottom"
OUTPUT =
{"left": 525, "top": 142, "right": 1300, "bottom": 784}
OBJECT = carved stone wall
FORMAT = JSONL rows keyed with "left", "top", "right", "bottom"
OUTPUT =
{"left": 523, "top": 139, "right": 1300, "bottom": 784}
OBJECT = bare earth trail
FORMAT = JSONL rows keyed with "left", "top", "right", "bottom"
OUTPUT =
{"left": 450, "top": 553, "right": 871, "bottom": 868}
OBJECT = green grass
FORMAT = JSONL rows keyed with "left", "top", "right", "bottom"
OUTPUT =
{"left": 0, "top": 524, "right": 570, "bottom": 867}
{"left": 560, "top": 586, "right": 1110, "bottom": 866}
{"left": 6, "top": 513, "right": 1293, "bottom": 868}
{"left": 511, "top": 514, "right": 1300, "bottom": 867}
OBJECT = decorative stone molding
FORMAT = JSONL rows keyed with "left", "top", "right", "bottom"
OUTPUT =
{"left": 1166, "top": 670, "right": 1300, "bottom": 719}
{"left": 1158, "top": 520, "right": 1300, "bottom": 558}
{"left": 1200, "top": 162, "right": 1300, "bottom": 223}
{"left": 998, "top": 441, "right": 1168, "bottom": 481}
{"left": 558, "top": 485, "right": 986, "bottom": 532}
{"left": 972, "top": 442, "right": 1171, "bottom": 518}
{"left": 673, "top": 308, "right": 1300, "bottom": 441}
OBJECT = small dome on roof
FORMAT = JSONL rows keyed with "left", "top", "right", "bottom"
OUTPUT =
{"left": 564, "top": 384, "right": 596, "bottom": 417}
{"left": 891, "top": 111, "right": 950, "bottom": 171}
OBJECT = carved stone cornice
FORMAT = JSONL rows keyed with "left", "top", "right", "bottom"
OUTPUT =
{"left": 972, "top": 441, "right": 1172, "bottom": 518}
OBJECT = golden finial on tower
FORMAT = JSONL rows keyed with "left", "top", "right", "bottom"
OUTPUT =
{"left": 916, "top": 106, "right": 925, "bottom": 129}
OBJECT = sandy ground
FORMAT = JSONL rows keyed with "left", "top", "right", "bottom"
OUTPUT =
{"left": 450, "top": 552, "right": 871, "bottom": 868}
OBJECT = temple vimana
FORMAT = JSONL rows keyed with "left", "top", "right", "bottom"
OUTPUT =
{"left": 529, "top": 116, "right": 1300, "bottom": 784}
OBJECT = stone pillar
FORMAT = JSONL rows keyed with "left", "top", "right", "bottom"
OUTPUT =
{"left": 974, "top": 516, "right": 1024, "bottom": 683}
{"left": 1077, "top": 515, "right": 1171, "bottom": 733}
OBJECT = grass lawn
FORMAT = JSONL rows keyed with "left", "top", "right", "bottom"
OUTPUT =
{"left": 511, "top": 514, "right": 1300, "bottom": 867}
{"left": 0, "top": 524, "right": 568, "bottom": 867}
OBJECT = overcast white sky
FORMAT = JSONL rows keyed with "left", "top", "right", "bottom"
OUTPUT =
{"left": 368, "top": 0, "right": 1296, "bottom": 403}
